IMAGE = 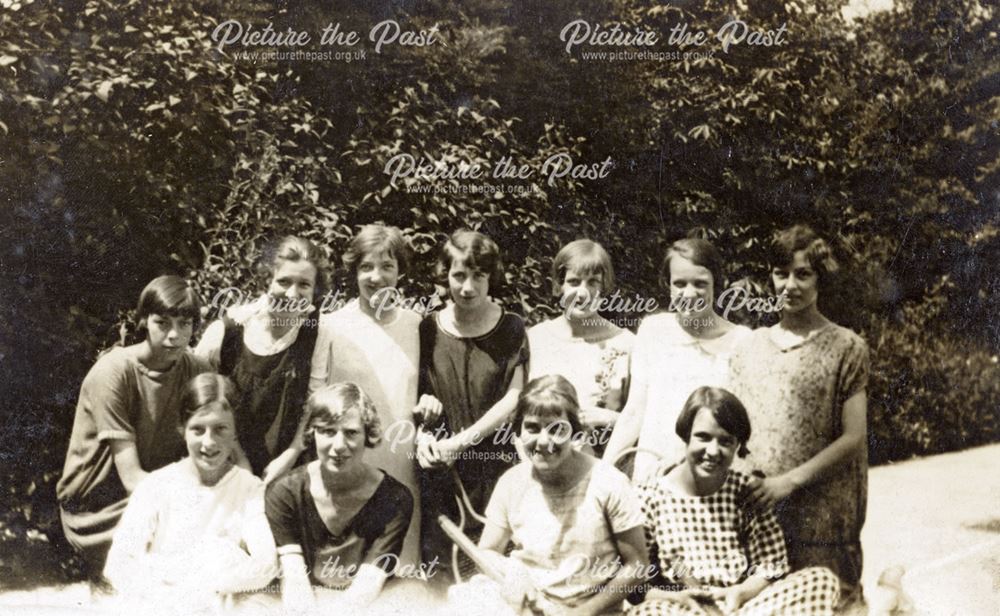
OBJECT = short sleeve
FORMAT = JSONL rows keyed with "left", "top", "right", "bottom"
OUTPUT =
{"left": 88, "top": 351, "right": 137, "bottom": 443}
{"left": 362, "top": 479, "right": 414, "bottom": 574}
{"left": 599, "top": 467, "right": 644, "bottom": 533}
{"left": 264, "top": 475, "right": 304, "bottom": 551}
{"left": 838, "top": 333, "right": 870, "bottom": 404}
{"left": 484, "top": 469, "right": 515, "bottom": 531}
{"left": 738, "top": 476, "right": 789, "bottom": 580}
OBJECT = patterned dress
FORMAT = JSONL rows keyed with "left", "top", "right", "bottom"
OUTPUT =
{"left": 730, "top": 324, "right": 869, "bottom": 603}
{"left": 527, "top": 318, "right": 634, "bottom": 455}
{"left": 628, "top": 469, "right": 839, "bottom": 616}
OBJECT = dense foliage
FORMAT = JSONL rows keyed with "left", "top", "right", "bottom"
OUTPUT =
{"left": 0, "top": 0, "right": 996, "bottom": 586}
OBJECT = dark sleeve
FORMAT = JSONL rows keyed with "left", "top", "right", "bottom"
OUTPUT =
{"left": 417, "top": 316, "right": 435, "bottom": 398}
{"left": 361, "top": 478, "right": 414, "bottom": 575}
{"left": 264, "top": 472, "right": 305, "bottom": 550}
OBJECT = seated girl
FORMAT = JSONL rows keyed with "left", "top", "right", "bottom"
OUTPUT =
{"left": 627, "top": 386, "right": 840, "bottom": 616}
{"left": 451, "top": 375, "right": 648, "bottom": 616}
{"left": 57, "top": 275, "right": 210, "bottom": 575}
{"left": 103, "top": 373, "right": 277, "bottom": 610}
{"left": 265, "top": 382, "right": 414, "bottom": 613}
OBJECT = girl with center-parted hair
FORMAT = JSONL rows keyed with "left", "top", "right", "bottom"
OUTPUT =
{"left": 627, "top": 386, "right": 840, "bottom": 616}
{"left": 265, "top": 382, "right": 414, "bottom": 613}
{"left": 310, "top": 224, "right": 423, "bottom": 568}
{"left": 57, "top": 275, "right": 211, "bottom": 575}
{"left": 103, "top": 373, "right": 277, "bottom": 612}
{"left": 413, "top": 229, "right": 529, "bottom": 576}
{"left": 527, "top": 239, "right": 635, "bottom": 456}
{"left": 449, "top": 374, "right": 649, "bottom": 616}
{"left": 603, "top": 237, "right": 751, "bottom": 481}
{"left": 729, "top": 225, "right": 870, "bottom": 610}
{"left": 195, "top": 235, "right": 329, "bottom": 483}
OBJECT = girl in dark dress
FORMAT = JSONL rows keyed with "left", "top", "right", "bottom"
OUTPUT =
{"left": 196, "top": 236, "right": 329, "bottom": 482}
{"left": 414, "top": 230, "right": 529, "bottom": 576}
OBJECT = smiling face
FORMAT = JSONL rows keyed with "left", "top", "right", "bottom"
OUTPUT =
{"left": 669, "top": 255, "right": 715, "bottom": 319}
{"left": 560, "top": 266, "right": 603, "bottom": 320}
{"left": 357, "top": 250, "right": 400, "bottom": 311}
{"left": 184, "top": 405, "right": 237, "bottom": 486}
{"left": 313, "top": 406, "right": 367, "bottom": 477}
{"left": 145, "top": 313, "right": 194, "bottom": 363}
{"left": 685, "top": 407, "right": 738, "bottom": 486}
{"left": 267, "top": 259, "right": 317, "bottom": 317}
{"left": 772, "top": 249, "right": 819, "bottom": 315}
{"left": 519, "top": 410, "right": 576, "bottom": 475}
{"left": 448, "top": 260, "right": 490, "bottom": 311}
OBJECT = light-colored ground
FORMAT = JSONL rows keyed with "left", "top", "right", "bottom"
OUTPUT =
{"left": 861, "top": 443, "right": 1000, "bottom": 615}
{"left": 3, "top": 444, "right": 999, "bottom": 614}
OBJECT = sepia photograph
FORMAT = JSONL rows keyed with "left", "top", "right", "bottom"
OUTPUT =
{"left": 1, "top": 1, "right": 997, "bottom": 614}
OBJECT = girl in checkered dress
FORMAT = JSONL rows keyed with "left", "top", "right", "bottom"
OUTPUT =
{"left": 628, "top": 387, "right": 839, "bottom": 616}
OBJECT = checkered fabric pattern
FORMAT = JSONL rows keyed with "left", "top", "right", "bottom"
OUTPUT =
{"left": 639, "top": 470, "right": 789, "bottom": 587}
{"left": 626, "top": 567, "right": 840, "bottom": 615}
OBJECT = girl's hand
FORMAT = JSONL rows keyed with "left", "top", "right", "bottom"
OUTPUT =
{"left": 712, "top": 585, "right": 749, "bottom": 614}
{"left": 578, "top": 407, "right": 618, "bottom": 429}
{"left": 748, "top": 474, "right": 797, "bottom": 509}
{"left": 415, "top": 432, "right": 442, "bottom": 469}
{"left": 413, "top": 394, "right": 444, "bottom": 426}
{"left": 433, "top": 437, "right": 464, "bottom": 467}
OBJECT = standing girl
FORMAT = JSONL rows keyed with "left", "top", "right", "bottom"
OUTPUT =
{"left": 527, "top": 239, "right": 634, "bottom": 456}
{"left": 415, "top": 229, "right": 529, "bottom": 574}
{"left": 730, "top": 225, "right": 869, "bottom": 609}
{"left": 103, "top": 373, "right": 277, "bottom": 611}
{"left": 57, "top": 275, "right": 210, "bottom": 574}
{"left": 603, "top": 238, "right": 750, "bottom": 480}
{"left": 311, "top": 224, "right": 423, "bottom": 568}
{"left": 196, "top": 236, "right": 328, "bottom": 482}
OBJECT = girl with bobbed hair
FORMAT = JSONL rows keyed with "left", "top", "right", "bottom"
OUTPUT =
{"left": 265, "top": 382, "right": 414, "bottom": 613}
{"left": 104, "top": 373, "right": 277, "bottom": 610}
{"left": 730, "top": 224, "right": 870, "bottom": 610}
{"left": 196, "top": 235, "right": 329, "bottom": 483}
{"left": 604, "top": 236, "right": 750, "bottom": 480}
{"left": 450, "top": 375, "right": 648, "bottom": 616}
{"left": 528, "top": 239, "right": 635, "bottom": 456}
{"left": 311, "top": 223, "right": 424, "bottom": 568}
{"left": 627, "top": 386, "right": 841, "bottom": 616}
{"left": 414, "top": 229, "right": 529, "bottom": 576}
{"left": 58, "top": 275, "right": 210, "bottom": 575}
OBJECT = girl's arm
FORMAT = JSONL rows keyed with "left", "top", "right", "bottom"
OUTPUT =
{"left": 193, "top": 319, "right": 225, "bottom": 370}
{"left": 110, "top": 440, "right": 148, "bottom": 493}
{"left": 336, "top": 564, "right": 389, "bottom": 610}
{"left": 277, "top": 550, "right": 315, "bottom": 614}
{"left": 602, "top": 329, "right": 647, "bottom": 465}
{"left": 436, "top": 365, "right": 524, "bottom": 462}
{"left": 103, "top": 479, "right": 158, "bottom": 592}
{"left": 749, "top": 390, "right": 867, "bottom": 507}
{"left": 213, "top": 493, "right": 278, "bottom": 594}
{"left": 575, "top": 525, "right": 649, "bottom": 616}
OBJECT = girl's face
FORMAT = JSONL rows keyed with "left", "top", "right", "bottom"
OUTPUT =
{"left": 448, "top": 260, "right": 490, "bottom": 311}
{"left": 357, "top": 250, "right": 400, "bottom": 310}
{"left": 669, "top": 255, "right": 715, "bottom": 319}
{"left": 519, "top": 410, "right": 575, "bottom": 475}
{"left": 268, "top": 260, "right": 317, "bottom": 317}
{"left": 772, "top": 249, "right": 819, "bottom": 315}
{"left": 145, "top": 313, "right": 194, "bottom": 360}
{"left": 313, "top": 406, "right": 366, "bottom": 476}
{"left": 185, "top": 406, "right": 237, "bottom": 486}
{"left": 560, "top": 266, "right": 603, "bottom": 320}
{"left": 686, "top": 407, "right": 738, "bottom": 484}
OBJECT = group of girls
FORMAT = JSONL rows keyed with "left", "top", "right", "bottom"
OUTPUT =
{"left": 56, "top": 222, "right": 869, "bottom": 615}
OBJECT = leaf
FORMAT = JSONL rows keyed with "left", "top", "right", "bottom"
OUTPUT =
{"left": 95, "top": 80, "right": 113, "bottom": 102}
{"left": 0, "top": 55, "right": 17, "bottom": 66}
